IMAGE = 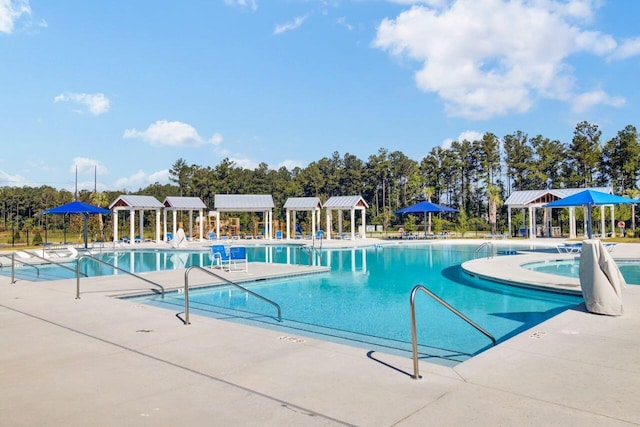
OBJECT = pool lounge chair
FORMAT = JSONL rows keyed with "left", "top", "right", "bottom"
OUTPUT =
{"left": 210, "top": 245, "right": 230, "bottom": 269}
{"left": 275, "top": 230, "right": 283, "bottom": 239}
{"left": 228, "top": 246, "right": 248, "bottom": 272}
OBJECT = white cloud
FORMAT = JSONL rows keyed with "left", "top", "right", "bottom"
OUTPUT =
{"left": 0, "top": 0, "right": 31, "bottom": 34}
{"left": 610, "top": 37, "right": 640, "bottom": 60}
{"left": 54, "top": 92, "right": 110, "bottom": 115}
{"left": 209, "top": 133, "right": 223, "bottom": 145}
{"left": 0, "top": 168, "right": 27, "bottom": 186}
{"left": 224, "top": 0, "right": 257, "bottom": 12}
{"left": 114, "top": 168, "right": 170, "bottom": 191}
{"left": 69, "top": 157, "right": 108, "bottom": 175}
{"left": 373, "top": 0, "right": 625, "bottom": 119}
{"left": 571, "top": 90, "right": 625, "bottom": 114}
{"left": 278, "top": 159, "right": 303, "bottom": 170}
{"left": 228, "top": 156, "right": 258, "bottom": 169}
{"left": 274, "top": 15, "right": 307, "bottom": 35}
{"left": 441, "top": 130, "right": 483, "bottom": 149}
{"left": 123, "top": 120, "right": 205, "bottom": 147}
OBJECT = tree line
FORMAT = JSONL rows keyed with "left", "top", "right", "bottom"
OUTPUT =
{"left": 2, "top": 120, "right": 639, "bottom": 241}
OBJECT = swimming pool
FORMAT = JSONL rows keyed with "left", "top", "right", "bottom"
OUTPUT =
{"left": 524, "top": 259, "right": 640, "bottom": 284}
{"left": 131, "top": 244, "right": 583, "bottom": 366}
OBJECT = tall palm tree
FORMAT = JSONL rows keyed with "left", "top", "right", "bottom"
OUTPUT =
{"left": 487, "top": 185, "right": 503, "bottom": 235}
{"left": 90, "top": 192, "right": 109, "bottom": 241}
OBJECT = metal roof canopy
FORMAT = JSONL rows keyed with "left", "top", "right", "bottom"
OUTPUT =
{"left": 213, "top": 194, "right": 275, "bottom": 239}
{"left": 163, "top": 197, "right": 208, "bottom": 243}
{"left": 163, "top": 196, "right": 207, "bottom": 210}
{"left": 505, "top": 187, "right": 612, "bottom": 208}
{"left": 283, "top": 197, "right": 323, "bottom": 210}
{"left": 109, "top": 195, "right": 164, "bottom": 210}
{"left": 324, "top": 195, "right": 369, "bottom": 209}
{"left": 283, "top": 197, "right": 322, "bottom": 240}
{"left": 505, "top": 187, "right": 616, "bottom": 240}
{"left": 108, "top": 195, "right": 164, "bottom": 244}
{"left": 324, "top": 195, "right": 368, "bottom": 240}
{"left": 214, "top": 194, "right": 274, "bottom": 212}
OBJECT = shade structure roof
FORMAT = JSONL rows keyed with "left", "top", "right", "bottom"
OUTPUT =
{"left": 214, "top": 194, "right": 274, "bottom": 212}
{"left": 395, "top": 200, "right": 458, "bottom": 214}
{"left": 544, "top": 190, "right": 638, "bottom": 208}
{"left": 505, "top": 187, "right": 612, "bottom": 207}
{"left": 109, "top": 195, "right": 164, "bottom": 210}
{"left": 283, "top": 197, "right": 322, "bottom": 210}
{"left": 324, "top": 195, "right": 368, "bottom": 209}
{"left": 42, "top": 200, "right": 110, "bottom": 215}
{"left": 163, "top": 196, "right": 207, "bottom": 210}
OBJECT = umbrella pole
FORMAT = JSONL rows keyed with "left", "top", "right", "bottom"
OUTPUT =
{"left": 84, "top": 214, "right": 89, "bottom": 249}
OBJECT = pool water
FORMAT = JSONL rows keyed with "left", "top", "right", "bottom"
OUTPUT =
{"left": 525, "top": 259, "right": 640, "bottom": 284}
{"left": 132, "top": 244, "right": 582, "bottom": 366}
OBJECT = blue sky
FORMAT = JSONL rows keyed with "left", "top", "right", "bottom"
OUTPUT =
{"left": 1, "top": 0, "right": 640, "bottom": 192}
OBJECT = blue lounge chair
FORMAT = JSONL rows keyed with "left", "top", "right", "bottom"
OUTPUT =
{"left": 210, "top": 245, "right": 230, "bottom": 269}
{"left": 228, "top": 246, "right": 248, "bottom": 272}
{"left": 275, "top": 230, "right": 283, "bottom": 240}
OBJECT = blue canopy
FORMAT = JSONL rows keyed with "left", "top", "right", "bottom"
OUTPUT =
{"left": 544, "top": 190, "right": 637, "bottom": 208}
{"left": 42, "top": 200, "right": 111, "bottom": 215}
{"left": 545, "top": 190, "right": 637, "bottom": 238}
{"left": 42, "top": 201, "right": 111, "bottom": 248}
{"left": 395, "top": 201, "right": 459, "bottom": 214}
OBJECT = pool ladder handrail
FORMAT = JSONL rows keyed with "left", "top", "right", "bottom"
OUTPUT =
{"left": 0, "top": 253, "right": 41, "bottom": 284}
{"left": 473, "top": 241, "right": 495, "bottom": 259}
{"left": 409, "top": 285, "right": 496, "bottom": 380}
{"left": 183, "top": 266, "right": 282, "bottom": 325}
{"left": 75, "top": 254, "right": 165, "bottom": 299}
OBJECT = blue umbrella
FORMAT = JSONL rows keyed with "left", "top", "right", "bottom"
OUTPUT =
{"left": 42, "top": 200, "right": 111, "bottom": 248}
{"left": 545, "top": 190, "right": 637, "bottom": 238}
{"left": 395, "top": 201, "right": 458, "bottom": 235}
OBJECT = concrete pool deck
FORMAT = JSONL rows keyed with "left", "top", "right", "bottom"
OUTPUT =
{"left": 1, "top": 239, "right": 639, "bottom": 425}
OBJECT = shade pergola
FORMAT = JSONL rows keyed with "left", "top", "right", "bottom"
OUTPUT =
{"left": 163, "top": 196, "right": 207, "bottom": 242}
{"left": 283, "top": 197, "right": 322, "bottom": 240}
{"left": 109, "top": 195, "right": 164, "bottom": 243}
{"left": 505, "top": 187, "right": 615, "bottom": 238}
{"left": 324, "top": 195, "right": 368, "bottom": 240}
{"left": 213, "top": 194, "right": 275, "bottom": 239}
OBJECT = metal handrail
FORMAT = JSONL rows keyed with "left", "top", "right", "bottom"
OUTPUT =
{"left": 473, "top": 241, "right": 494, "bottom": 259}
{"left": 183, "top": 266, "right": 282, "bottom": 325}
{"left": 0, "top": 253, "right": 41, "bottom": 284}
{"left": 75, "top": 254, "right": 165, "bottom": 299}
{"left": 409, "top": 285, "right": 496, "bottom": 380}
{"left": 20, "top": 250, "right": 87, "bottom": 277}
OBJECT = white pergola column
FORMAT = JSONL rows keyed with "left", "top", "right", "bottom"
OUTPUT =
{"left": 528, "top": 206, "right": 536, "bottom": 239}
{"left": 569, "top": 207, "right": 576, "bottom": 238}
{"left": 286, "top": 209, "right": 291, "bottom": 240}
{"left": 113, "top": 210, "right": 119, "bottom": 242}
{"left": 129, "top": 209, "right": 135, "bottom": 244}
{"left": 311, "top": 210, "right": 316, "bottom": 237}
{"left": 361, "top": 208, "right": 366, "bottom": 239}
{"left": 600, "top": 205, "right": 605, "bottom": 238}
{"left": 199, "top": 209, "right": 204, "bottom": 241}
{"left": 138, "top": 209, "right": 144, "bottom": 241}
{"left": 350, "top": 208, "right": 355, "bottom": 240}
{"left": 155, "top": 209, "right": 161, "bottom": 242}
{"left": 326, "top": 209, "right": 332, "bottom": 240}
{"left": 172, "top": 210, "right": 178, "bottom": 237}
{"left": 215, "top": 213, "right": 220, "bottom": 240}
{"left": 163, "top": 209, "right": 168, "bottom": 242}
{"left": 610, "top": 205, "right": 616, "bottom": 237}
{"left": 583, "top": 206, "right": 588, "bottom": 237}
{"left": 338, "top": 210, "right": 343, "bottom": 236}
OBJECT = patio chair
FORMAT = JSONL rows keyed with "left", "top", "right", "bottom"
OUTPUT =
{"left": 228, "top": 246, "right": 248, "bottom": 272}
{"left": 275, "top": 230, "right": 283, "bottom": 240}
{"left": 207, "top": 231, "right": 216, "bottom": 240}
{"left": 210, "top": 244, "right": 230, "bottom": 269}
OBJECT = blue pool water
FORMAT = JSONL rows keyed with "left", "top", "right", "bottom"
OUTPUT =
{"left": 524, "top": 259, "right": 640, "bottom": 284}
{"left": 130, "top": 244, "right": 582, "bottom": 366}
